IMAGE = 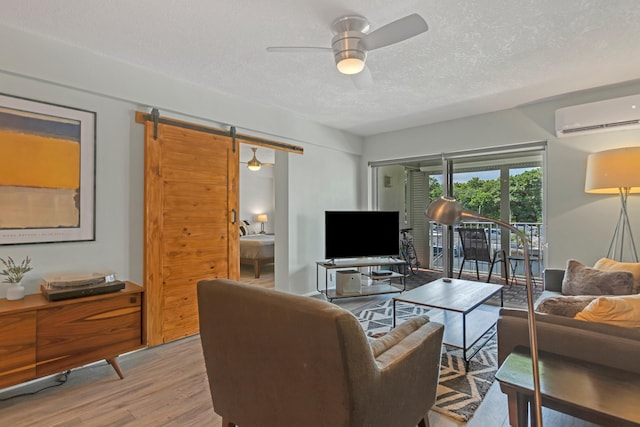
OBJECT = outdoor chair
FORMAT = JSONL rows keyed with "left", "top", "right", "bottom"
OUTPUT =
{"left": 457, "top": 227, "right": 508, "bottom": 283}
{"left": 197, "top": 278, "right": 444, "bottom": 427}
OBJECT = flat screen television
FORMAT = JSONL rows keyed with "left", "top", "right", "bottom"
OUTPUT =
{"left": 324, "top": 210, "right": 400, "bottom": 259}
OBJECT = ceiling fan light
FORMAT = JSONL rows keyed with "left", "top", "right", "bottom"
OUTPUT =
{"left": 247, "top": 160, "right": 261, "bottom": 171}
{"left": 247, "top": 148, "right": 262, "bottom": 171}
{"left": 333, "top": 46, "right": 367, "bottom": 75}
{"left": 337, "top": 57, "right": 365, "bottom": 75}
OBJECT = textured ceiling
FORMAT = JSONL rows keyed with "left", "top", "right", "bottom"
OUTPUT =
{"left": 2, "top": 0, "right": 640, "bottom": 136}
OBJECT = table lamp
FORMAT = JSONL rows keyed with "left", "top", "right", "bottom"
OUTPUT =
{"left": 425, "top": 196, "right": 542, "bottom": 426}
{"left": 257, "top": 214, "right": 268, "bottom": 234}
{"left": 585, "top": 146, "right": 640, "bottom": 262}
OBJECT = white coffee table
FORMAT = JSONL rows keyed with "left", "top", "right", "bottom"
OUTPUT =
{"left": 392, "top": 278, "right": 503, "bottom": 370}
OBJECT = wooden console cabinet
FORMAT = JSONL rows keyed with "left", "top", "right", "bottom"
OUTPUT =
{"left": 0, "top": 282, "right": 144, "bottom": 389}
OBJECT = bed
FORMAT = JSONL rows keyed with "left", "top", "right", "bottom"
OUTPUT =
{"left": 240, "top": 234, "right": 275, "bottom": 278}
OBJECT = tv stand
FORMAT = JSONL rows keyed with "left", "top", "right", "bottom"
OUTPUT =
{"left": 316, "top": 257, "right": 407, "bottom": 300}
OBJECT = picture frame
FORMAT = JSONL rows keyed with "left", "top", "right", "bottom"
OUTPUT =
{"left": 0, "top": 93, "right": 96, "bottom": 245}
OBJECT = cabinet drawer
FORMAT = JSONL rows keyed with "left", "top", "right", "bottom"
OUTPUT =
{"left": 0, "top": 311, "right": 36, "bottom": 388}
{"left": 37, "top": 293, "right": 142, "bottom": 376}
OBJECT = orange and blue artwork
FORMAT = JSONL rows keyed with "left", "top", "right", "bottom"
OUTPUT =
{"left": 0, "top": 95, "right": 95, "bottom": 244}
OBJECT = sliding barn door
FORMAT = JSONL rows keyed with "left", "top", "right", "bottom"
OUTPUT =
{"left": 144, "top": 120, "right": 239, "bottom": 346}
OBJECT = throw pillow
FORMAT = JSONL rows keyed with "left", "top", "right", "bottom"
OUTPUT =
{"left": 562, "top": 259, "right": 634, "bottom": 296}
{"left": 242, "top": 220, "right": 257, "bottom": 235}
{"left": 593, "top": 257, "right": 640, "bottom": 294}
{"left": 239, "top": 223, "right": 249, "bottom": 236}
{"left": 575, "top": 294, "right": 640, "bottom": 328}
{"left": 536, "top": 295, "right": 598, "bottom": 318}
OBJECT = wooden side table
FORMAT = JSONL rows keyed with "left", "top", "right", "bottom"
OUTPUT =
{"left": 496, "top": 346, "right": 640, "bottom": 426}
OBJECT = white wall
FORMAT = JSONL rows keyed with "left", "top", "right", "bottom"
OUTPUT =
{"left": 377, "top": 165, "right": 405, "bottom": 219}
{"left": 0, "top": 24, "right": 363, "bottom": 297}
{"left": 239, "top": 166, "right": 274, "bottom": 234}
{"left": 280, "top": 144, "right": 362, "bottom": 295}
{"left": 363, "top": 81, "right": 640, "bottom": 269}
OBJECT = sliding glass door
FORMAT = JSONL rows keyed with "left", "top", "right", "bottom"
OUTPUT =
{"left": 371, "top": 142, "right": 546, "bottom": 280}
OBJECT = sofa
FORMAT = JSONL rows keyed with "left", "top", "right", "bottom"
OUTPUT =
{"left": 498, "top": 261, "right": 640, "bottom": 374}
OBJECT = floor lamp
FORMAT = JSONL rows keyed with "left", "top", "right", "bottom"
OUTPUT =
{"left": 585, "top": 146, "right": 640, "bottom": 262}
{"left": 425, "top": 196, "right": 543, "bottom": 426}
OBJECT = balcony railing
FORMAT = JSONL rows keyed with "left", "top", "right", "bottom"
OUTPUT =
{"left": 428, "top": 221, "right": 543, "bottom": 280}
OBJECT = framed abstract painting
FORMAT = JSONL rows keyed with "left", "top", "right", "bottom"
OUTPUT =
{"left": 0, "top": 94, "right": 96, "bottom": 245}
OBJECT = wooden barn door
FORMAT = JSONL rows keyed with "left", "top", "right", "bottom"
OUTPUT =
{"left": 141, "top": 113, "right": 239, "bottom": 346}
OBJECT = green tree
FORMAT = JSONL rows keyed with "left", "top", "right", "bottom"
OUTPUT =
{"left": 429, "top": 177, "right": 442, "bottom": 200}
{"left": 426, "top": 167, "right": 541, "bottom": 223}
{"left": 510, "top": 168, "right": 542, "bottom": 222}
{"left": 454, "top": 177, "right": 501, "bottom": 220}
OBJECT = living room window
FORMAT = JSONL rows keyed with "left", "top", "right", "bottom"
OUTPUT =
{"left": 371, "top": 141, "right": 546, "bottom": 280}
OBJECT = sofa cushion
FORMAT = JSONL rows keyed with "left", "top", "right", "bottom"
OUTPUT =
{"left": 575, "top": 294, "right": 640, "bottom": 329}
{"left": 536, "top": 295, "right": 598, "bottom": 317}
{"left": 562, "top": 259, "right": 634, "bottom": 296}
{"left": 594, "top": 257, "right": 640, "bottom": 294}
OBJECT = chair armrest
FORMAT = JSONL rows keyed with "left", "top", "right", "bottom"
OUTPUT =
{"left": 373, "top": 319, "right": 443, "bottom": 369}
{"left": 543, "top": 268, "right": 565, "bottom": 292}
{"left": 347, "top": 316, "right": 444, "bottom": 427}
{"left": 370, "top": 315, "right": 429, "bottom": 358}
{"left": 371, "top": 315, "right": 443, "bottom": 371}
{"left": 366, "top": 317, "right": 444, "bottom": 426}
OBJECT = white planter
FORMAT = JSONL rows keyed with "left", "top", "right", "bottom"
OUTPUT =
{"left": 6, "top": 283, "right": 25, "bottom": 300}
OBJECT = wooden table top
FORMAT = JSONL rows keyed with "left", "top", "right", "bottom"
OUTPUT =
{"left": 0, "top": 281, "right": 142, "bottom": 314}
{"left": 496, "top": 347, "right": 640, "bottom": 425}
{"left": 393, "top": 278, "right": 502, "bottom": 314}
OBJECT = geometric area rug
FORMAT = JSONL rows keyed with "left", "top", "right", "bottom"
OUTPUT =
{"left": 357, "top": 299, "right": 498, "bottom": 422}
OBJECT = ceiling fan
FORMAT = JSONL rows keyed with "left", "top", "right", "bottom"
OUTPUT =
{"left": 241, "top": 147, "right": 274, "bottom": 171}
{"left": 266, "top": 13, "right": 428, "bottom": 85}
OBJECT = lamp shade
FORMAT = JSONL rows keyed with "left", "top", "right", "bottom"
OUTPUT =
{"left": 425, "top": 196, "right": 465, "bottom": 225}
{"left": 585, "top": 146, "right": 640, "bottom": 194}
{"left": 425, "top": 196, "right": 482, "bottom": 225}
{"left": 257, "top": 214, "right": 268, "bottom": 223}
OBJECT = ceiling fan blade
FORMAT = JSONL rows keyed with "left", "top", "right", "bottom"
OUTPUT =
{"left": 266, "top": 46, "right": 332, "bottom": 53}
{"left": 360, "top": 13, "right": 428, "bottom": 51}
{"left": 351, "top": 65, "right": 373, "bottom": 89}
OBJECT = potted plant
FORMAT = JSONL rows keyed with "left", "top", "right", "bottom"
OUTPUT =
{"left": 0, "top": 256, "right": 33, "bottom": 300}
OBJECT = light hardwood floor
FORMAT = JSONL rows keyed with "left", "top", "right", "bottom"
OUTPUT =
{"left": 0, "top": 269, "right": 597, "bottom": 426}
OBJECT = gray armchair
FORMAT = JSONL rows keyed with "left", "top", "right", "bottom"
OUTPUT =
{"left": 197, "top": 278, "right": 444, "bottom": 427}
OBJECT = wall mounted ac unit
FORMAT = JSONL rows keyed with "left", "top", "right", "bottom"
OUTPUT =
{"left": 555, "top": 93, "right": 640, "bottom": 137}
